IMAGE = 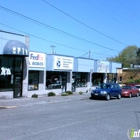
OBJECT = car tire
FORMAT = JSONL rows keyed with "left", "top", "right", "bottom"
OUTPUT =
{"left": 129, "top": 93, "right": 132, "bottom": 98}
{"left": 117, "top": 94, "right": 121, "bottom": 99}
{"left": 89, "top": 96, "right": 94, "bottom": 100}
{"left": 106, "top": 94, "right": 110, "bottom": 101}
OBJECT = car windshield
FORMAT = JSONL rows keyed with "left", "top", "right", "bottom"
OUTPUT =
{"left": 97, "top": 84, "right": 111, "bottom": 89}
{"left": 135, "top": 86, "right": 140, "bottom": 88}
{"left": 122, "top": 86, "right": 131, "bottom": 89}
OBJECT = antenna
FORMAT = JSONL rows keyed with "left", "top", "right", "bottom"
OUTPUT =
{"left": 50, "top": 45, "right": 56, "bottom": 54}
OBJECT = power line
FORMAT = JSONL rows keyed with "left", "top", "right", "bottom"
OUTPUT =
{"left": 89, "top": 0, "right": 140, "bottom": 33}
{"left": 0, "top": 22, "right": 116, "bottom": 59}
{"left": 0, "top": 5, "right": 120, "bottom": 52}
{"left": 43, "top": 0, "right": 128, "bottom": 46}
{"left": 117, "top": 0, "right": 140, "bottom": 21}
{"left": 0, "top": 22, "right": 86, "bottom": 52}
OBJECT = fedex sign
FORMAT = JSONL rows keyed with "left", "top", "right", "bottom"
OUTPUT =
{"left": 30, "top": 53, "right": 44, "bottom": 60}
{"left": 29, "top": 52, "right": 46, "bottom": 68}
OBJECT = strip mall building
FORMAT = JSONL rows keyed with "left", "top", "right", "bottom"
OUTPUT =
{"left": 0, "top": 30, "right": 122, "bottom": 98}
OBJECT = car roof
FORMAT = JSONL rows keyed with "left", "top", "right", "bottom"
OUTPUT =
{"left": 135, "top": 85, "right": 140, "bottom": 86}
{"left": 101, "top": 83, "right": 118, "bottom": 85}
{"left": 123, "top": 85, "right": 134, "bottom": 87}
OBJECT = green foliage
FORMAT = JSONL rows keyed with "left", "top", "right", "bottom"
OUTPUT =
{"left": 61, "top": 93, "right": 69, "bottom": 96}
{"left": 79, "top": 91, "right": 83, "bottom": 95}
{"left": 66, "top": 91, "right": 73, "bottom": 95}
{"left": 126, "top": 79, "right": 135, "bottom": 84}
{"left": 107, "top": 45, "right": 139, "bottom": 67}
{"left": 135, "top": 79, "right": 140, "bottom": 83}
{"left": 48, "top": 92, "right": 56, "bottom": 97}
{"left": 31, "top": 94, "right": 38, "bottom": 98}
{"left": 126, "top": 78, "right": 140, "bottom": 84}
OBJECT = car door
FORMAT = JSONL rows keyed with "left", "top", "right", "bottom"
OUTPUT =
{"left": 132, "top": 86, "right": 138, "bottom": 96}
{"left": 109, "top": 84, "right": 116, "bottom": 97}
{"left": 114, "top": 84, "right": 121, "bottom": 96}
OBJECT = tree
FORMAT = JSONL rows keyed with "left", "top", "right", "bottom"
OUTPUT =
{"left": 135, "top": 48, "right": 140, "bottom": 65}
{"left": 107, "top": 45, "right": 139, "bottom": 67}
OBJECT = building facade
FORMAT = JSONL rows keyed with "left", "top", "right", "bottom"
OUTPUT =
{"left": 0, "top": 30, "right": 122, "bottom": 98}
{"left": 0, "top": 30, "right": 29, "bottom": 98}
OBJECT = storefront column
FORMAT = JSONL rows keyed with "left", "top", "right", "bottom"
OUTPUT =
{"left": 39, "top": 70, "right": 46, "bottom": 92}
{"left": 87, "top": 73, "right": 91, "bottom": 88}
{"left": 22, "top": 57, "right": 28, "bottom": 97}
{"left": 87, "top": 69, "right": 93, "bottom": 88}
{"left": 66, "top": 71, "right": 72, "bottom": 91}
{"left": 103, "top": 73, "right": 107, "bottom": 83}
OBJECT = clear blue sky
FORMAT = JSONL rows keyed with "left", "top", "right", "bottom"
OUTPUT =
{"left": 0, "top": 0, "right": 140, "bottom": 60}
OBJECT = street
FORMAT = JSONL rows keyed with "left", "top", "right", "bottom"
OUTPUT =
{"left": 0, "top": 95, "right": 140, "bottom": 140}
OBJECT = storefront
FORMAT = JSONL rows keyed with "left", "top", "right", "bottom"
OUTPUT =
{"left": 93, "top": 60, "right": 122, "bottom": 85}
{"left": 28, "top": 51, "right": 46, "bottom": 96}
{"left": 0, "top": 30, "right": 29, "bottom": 98}
{"left": 0, "top": 30, "right": 122, "bottom": 98}
{"left": 73, "top": 57, "right": 94, "bottom": 92}
{"left": 46, "top": 54, "right": 74, "bottom": 94}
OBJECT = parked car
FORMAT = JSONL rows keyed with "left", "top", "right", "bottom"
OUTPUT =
{"left": 121, "top": 85, "right": 139, "bottom": 97}
{"left": 90, "top": 83, "right": 121, "bottom": 101}
{"left": 134, "top": 85, "right": 140, "bottom": 95}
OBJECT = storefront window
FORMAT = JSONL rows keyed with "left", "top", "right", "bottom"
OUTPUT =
{"left": 28, "top": 71, "right": 39, "bottom": 90}
{"left": 92, "top": 73, "right": 104, "bottom": 86}
{"left": 72, "top": 72, "right": 88, "bottom": 87}
{"left": 0, "top": 56, "right": 14, "bottom": 91}
{"left": 46, "top": 71, "right": 66, "bottom": 90}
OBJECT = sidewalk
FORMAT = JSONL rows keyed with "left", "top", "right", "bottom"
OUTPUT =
{"left": 0, "top": 92, "right": 90, "bottom": 107}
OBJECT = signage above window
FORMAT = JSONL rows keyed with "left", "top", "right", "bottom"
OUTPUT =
{"left": 97, "top": 61, "right": 109, "bottom": 73}
{"left": 54, "top": 56, "right": 73, "bottom": 70}
{"left": 29, "top": 52, "right": 46, "bottom": 68}
{"left": 3, "top": 40, "right": 29, "bottom": 56}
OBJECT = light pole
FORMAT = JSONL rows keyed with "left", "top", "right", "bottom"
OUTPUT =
{"left": 89, "top": 50, "right": 98, "bottom": 58}
{"left": 50, "top": 45, "right": 56, "bottom": 54}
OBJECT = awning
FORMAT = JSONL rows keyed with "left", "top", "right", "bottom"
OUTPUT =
{"left": 3, "top": 40, "right": 29, "bottom": 56}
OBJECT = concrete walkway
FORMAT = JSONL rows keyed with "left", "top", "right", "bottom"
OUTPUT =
{"left": 0, "top": 92, "right": 90, "bottom": 108}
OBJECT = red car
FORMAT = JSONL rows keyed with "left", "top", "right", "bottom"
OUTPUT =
{"left": 121, "top": 85, "right": 139, "bottom": 98}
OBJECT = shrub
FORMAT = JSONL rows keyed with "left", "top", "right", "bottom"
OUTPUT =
{"left": 126, "top": 79, "right": 135, "bottom": 84}
{"left": 48, "top": 92, "right": 56, "bottom": 97}
{"left": 61, "top": 93, "right": 69, "bottom": 96}
{"left": 79, "top": 91, "right": 83, "bottom": 95}
{"left": 66, "top": 91, "right": 73, "bottom": 95}
{"left": 31, "top": 94, "right": 38, "bottom": 98}
{"left": 135, "top": 79, "right": 140, "bottom": 83}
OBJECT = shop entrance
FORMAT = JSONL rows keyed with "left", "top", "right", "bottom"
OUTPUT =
{"left": 14, "top": 73, "right": 22, "bottom": 97}
{"left": 62, "top": 76, "right": 66, "bottom": 92}
{"left": 13, "top": 57, "right": 24, "bottom": 98}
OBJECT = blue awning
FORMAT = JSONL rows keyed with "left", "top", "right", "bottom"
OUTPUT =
{"left": 3, "top": 40, "right": 29, "bottom": 56}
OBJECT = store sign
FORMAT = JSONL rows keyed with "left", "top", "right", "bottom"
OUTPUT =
{"left": 54, "top": 56, "right": 73, "bottom": 70}
{"left": 0, "top": 67, "right": 11, "bottom": 75}
{"left": 29, "top": 52, "right": 45, "bottom": 68}
{"left": 97, "top": 61, "right": 109, "bottom": 73}
{"left": 3, "top": 40, "right": 29, "bottom": 56}
{"left": 12, "top": 47, "right": 28, "bottom": 55}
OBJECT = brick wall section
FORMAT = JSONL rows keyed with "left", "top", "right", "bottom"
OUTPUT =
{"left": 117, "top": 68, "right": 140, "bottom": 83}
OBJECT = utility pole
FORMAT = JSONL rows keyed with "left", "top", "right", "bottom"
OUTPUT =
{"left": 89, "top": 50, "right": 98, "bottom": 59}
{"left": 50, "top": 45, "right": 56, "bottom": 54}
{"left": 89, "top": 50, "right": 91, "bottom": 58}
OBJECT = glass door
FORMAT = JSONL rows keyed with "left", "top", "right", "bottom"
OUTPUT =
{"left": 13, "top": 57, "right": 23, "bottom": 98}
{"left": 14, "top": 73, "right": 22, "bottom": 97}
